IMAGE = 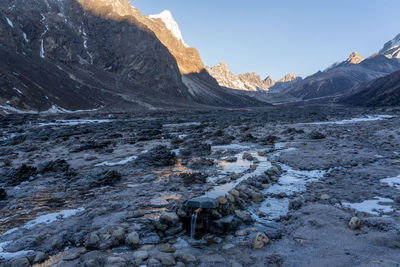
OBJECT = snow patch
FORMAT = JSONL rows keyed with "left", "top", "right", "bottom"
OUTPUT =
{"left": 39, "top": 119, "right": 111, "bottom": 127}
{"left": 95, "top": 150, "right": 148, "bottom": 167}
{"left": 12, "top": 87, "right": 23, "bottom": 95}
{"left": 341, "top": 197, "right": 395, "bottom": 216}
{"left": 22, "top": 32, "right": 29, "bottom": 42}
{"left": 381, "top": 175, "right": 400, "bottom": 190}
{"left": 5, "top": 17, "right": 13, "bottom": 28}
{"left": 0, "top": 241, "right": 34, "bottom": 260}
{"left": 149, "top": 10, "right": 189, "bottom": 47}
{"left": 304, "top": 115, "right": 394, "bottom": 125}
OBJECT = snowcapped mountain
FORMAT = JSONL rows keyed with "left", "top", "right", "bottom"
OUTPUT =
{"left": 206, "top": 62, "right": 301, "bottom": 93}
{"left": 380, "top": 33, "right": 400, "bottom": 59}
{"left": 149, "top": 10, "right": 189, "bottom": 48}
{"left": 281, "top": 44, "right": 400, "bottom": 100}
{"left": 0, "top": 0, "right": 262, "bottom": 113}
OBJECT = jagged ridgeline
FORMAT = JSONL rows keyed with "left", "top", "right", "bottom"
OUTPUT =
{"left": 0, "top": 0, "right": 263, "bottom": 113}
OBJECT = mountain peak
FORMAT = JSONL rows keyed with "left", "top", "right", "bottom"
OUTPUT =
{"left": 149, "top": 10, "right": 188, "bottom": 47}
{"left": 345, "top": 52, "right": 364, "bottom": 65}
{"left": 380, "top": 33, "right": 400, "bottom": 59}
{"left": 278, "top": 73, "right": 298, "bottom": 83}
{"left": 76, "top": 0, "right": 137, "bottom": 17}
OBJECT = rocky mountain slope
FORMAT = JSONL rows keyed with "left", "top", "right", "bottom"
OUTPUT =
{"left": 206, "top": 62, "right": 301, "bottom": 93}
{"left": 339, "top": 70, "right": 400, "bottom": 106}
{"left": 380, "top": 33, "right": 400, "bottom": 59}
{"left": 0, "top": 0, "right": 262, "bottom": 113}
{"left": 280, "top": 46, "right": 400, "bottom": 100}
{"left": 267, "top": 74, "right": 302, "bottom": 93}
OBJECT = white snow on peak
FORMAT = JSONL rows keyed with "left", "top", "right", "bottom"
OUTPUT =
{"left": 149, "top": 10, "right": 189, "bottom": 47}
{"left": 5, "top": 17, "right": 13, "bottom": 28}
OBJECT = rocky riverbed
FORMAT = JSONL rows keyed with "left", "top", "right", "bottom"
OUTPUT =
{"left": 0, "top": 105, "right": 400, "bottom": 267}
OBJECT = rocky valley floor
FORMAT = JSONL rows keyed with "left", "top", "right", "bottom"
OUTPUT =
{"left": 0, "top": 105, "right": 399, "bottom": 267}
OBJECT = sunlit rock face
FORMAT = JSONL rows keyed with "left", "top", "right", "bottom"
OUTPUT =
{"left": 206, "top": 62, "right": 271, "bottom": 91}
{"left": 380, "top": 33, "right": 400, "bottom": 59}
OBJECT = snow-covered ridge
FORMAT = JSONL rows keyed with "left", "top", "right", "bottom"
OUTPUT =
{"left": 149, "top": 10, "right": 189, "bottom": 47}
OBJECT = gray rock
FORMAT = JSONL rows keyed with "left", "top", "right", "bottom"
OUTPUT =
{"left": 133, "top": 250, "right": 149, "bottom": 265}
{"left": 174, "top": 251, "right": 197, "bottom": 264}
{"left": 34, "top": 251, "right": 47, "bottom": 264}
{"left": 10, "top": 258, "right": 30, "bottom": 267}
{"left": 349, "top": 217, "right": 361, "bottom": 230}
{"left": 253, "top": 232, "right": 269, "bottom": 249}
{"left": 160, "top": 212, "right": 180, "bottom": 226}
{"left": 83, "top": 251, "right": 105, "bottom": 267}
{"left": 86, "top": 233, "right": 101, "bottom": 250}
{"left": 125, "top": 231, "right": 140, "bottom": 247}
{"left": 156, "top": 252, "right": 176, "bottom": 266}
{"left": 186, "top": 197, "right": 219, "bottom": 209}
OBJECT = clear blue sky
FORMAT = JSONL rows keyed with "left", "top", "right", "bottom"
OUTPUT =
{"left": 133, "top": 0, "right": 400, "bottom": 80}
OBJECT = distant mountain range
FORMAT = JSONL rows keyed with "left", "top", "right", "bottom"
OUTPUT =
{"left": 206, "top": 62, "right": 301, "bottom": 93}
{"left": 277, "top": 35, "right": 400, "bottom": 103}
{"left": 0, "top": 0, "right": 399, "bottom": 113}
{"left": 0, "top": 0, "right": 262, "bottom": 114}
{"left": 339, "top": 70, "right": 400, "bottom": 106}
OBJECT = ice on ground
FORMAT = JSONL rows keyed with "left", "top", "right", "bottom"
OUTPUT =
{"left": 341, "top": 197, "right": 395, "bottom": 216}
{"left": 211, "top": 144, "right": 250, "bottom": 150}
{"left": 1, "top": 208, "right": 85, "bottom": 237}
{"left": 39, "top": 119, "right": 111, "bottom": 127}
{"left": 0, "top": 241, "right": 34, "bottom": 260}
{"left": 22, "top": 32, "right": 28, "bottom": 42}
{"left": 13, "top": 87, "right": 23, "bottom": 94}
{"left": 251, "top": 165, "right": 326, "bottom": 222}
{"left": 95, "top": 150, "right": 148, "bottom": 167}
{"left": 0, "top": 105, "right": 37, "bottom": 114}
{"left": 265, "top": 164, "right": 326, "bottom": 196}
{"left": 205, "top": 151, "right": 271, "bottom": 198}
{"left": 5, "top": 17, "right": 13, "bottom": 27}
{"left": 381, "top": 175, "right": 400, "bottom": 190}
{"left": 255, "top": 198, "right": 291, "bottom": 220}
{"left": 305, "top": 115, "right": 394, "bottom": 125}
{"left": 163, "top": 122, "right": 201, "bottom": 128}
{"left": 95, "top": 156, "right": 137, "bottom": 167}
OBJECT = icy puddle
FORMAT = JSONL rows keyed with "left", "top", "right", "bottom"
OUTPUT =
{"left": 341, "top": 197, "right": 395, "bottom": 216}
{"left": 95, "top": 150, "right": 148, "bottom": 167}
{"left": 39, "top": 119, "right": 112, "bottom": 127}
{"left": 1, "top": 208, "right": 85, "bottom": 237}
{"left": 205, "top": 147, "right": 272, "bottom": 198}
{"left": 253, "top": 165, "right": 326, "bottom": 221}
{"left": 0, "top": 241, "right": 34, "bottom": 260}
{"left": 0, "top": 208, "right": 85, "bottom": 260}
{"left": 381, "top": 175, "right": 400, "bottom": 190}
{"left": 304, "top": 115, "right": 394, "bottom": 125}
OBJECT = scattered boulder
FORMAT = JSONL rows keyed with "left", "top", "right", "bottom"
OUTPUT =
{"left": 309, "top": 131, "right": 326, "bottom": 140}
{"left": 349, "top": 217, "right": 361, "bottom": 230}
{"left": 156, "top": 252, "right": 176, "bottom": 266}
{"left": 37, "top": 159, "right": 70, "bottom": 173}
{"left": 180, "top": 172, "right": 207, "bottom": 185}
{"left": 253, "top": 232, "right": 269, "bottom": 249}
{"left": 34, "top": 251, "right": 47, "bottom": 264}
{"left": 133, "top": 250, "right": 149, "bottom": 265}
{"left": 85, "top": 233, "right": 101, "bottom": 250}
{"left": 187, "top": 197, "right": 219, "bottom": 209}
{"left": 136, "top": 145, "right": 176, "bottom": 167}
{"left": 159, "top": 243, "right": 176, "bottom": 253}
{"left": 160, "top": 212, "right": 180, "bottom": 226}
{"left": 10, "top": 257, "right": 30, "bottom": 267}
{"left": 0, "top": 188, "right": 7, "bottom": 200}
{"left": 174, "top": 251, "right": 197, "bottom": 264}
{"left": 4, "top": 164, "right": 37, "bottom": 186}
{"left": 125, "top": 231, "right": 140, "bottom": 247}
{"left": 91, "top": 170, "right": 122, "bottom": 187}
{"left": 82, "top": 251, "right": 105, "bottom": 267}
